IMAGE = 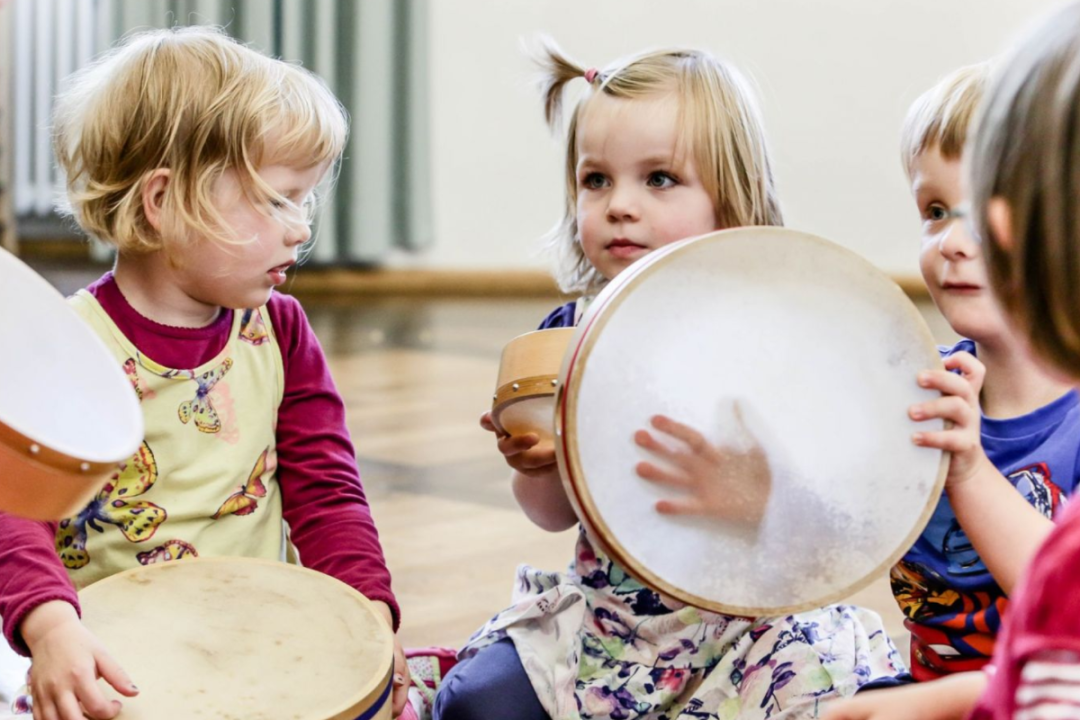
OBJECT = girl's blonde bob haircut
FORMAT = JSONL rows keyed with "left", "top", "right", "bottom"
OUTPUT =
{"left": 971, "top": 1, "right": 1080, "bottom": 380}
{"left": 536, "top": 38, "right": 783, "bottom": 295}
{"left": 900, "top": 63, "right": 989, "bottom": 180}
{"left": 52, "top": 25, "right": 348, "bottom": 254}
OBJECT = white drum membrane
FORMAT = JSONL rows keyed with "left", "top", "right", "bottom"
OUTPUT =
{"left": 0, "top": 249, "right": 141, "bottom": 463}
{"left": 563, "top": 229, "right": 945, "bottom": 613}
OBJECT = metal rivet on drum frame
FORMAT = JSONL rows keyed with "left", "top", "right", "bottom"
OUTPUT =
{"left": 512, "top": 383, "right": 520, "bottom": 391}
{"left": 80, "top": 462, "right": 91, "bottom": 472}
{"left": 29, "top": 444, "right": 40, "bottom": 455}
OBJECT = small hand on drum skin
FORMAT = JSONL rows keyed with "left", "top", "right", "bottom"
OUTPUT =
{"left": 479, "top": 411, "right": 557, "bottom": 476}
{"left": 20, "top": 600, "right": 138, "bottom": 720}
{"left": 634, "top": 411, "right": 772, "bottom": 524}
{"left": 909, "top": 351, "right": 996, "bottom": 487}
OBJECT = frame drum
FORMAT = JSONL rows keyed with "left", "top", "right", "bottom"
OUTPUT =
{"left": 556, "top": 227, "right": 948, "bottom": 616}
{"left": 0, "top": 249, "right": 143, "bottom": 520}
{"left": 80, "top": 558, "right": 394, "bottom": 720}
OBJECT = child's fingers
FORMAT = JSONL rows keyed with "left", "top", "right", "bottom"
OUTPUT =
{"left": 909, "top": 395, "right": 974, "bottom": 425}
{"left": 497, "top": 433, "right": 539, "bottom": 456}
{"left": 74, "top": 674, "right": 122, "bottom": 720}
{"left": 96, "top": 652, "right": 138, "bottom": 698}
{"left": 636, "top": 461, "right": 691, "bottom": 489}
{"left": 943, "top": 351, "right": 987, "bottom": 392}
{"left": 654, "top": 497, "right": 700, "bottom": 516}
{"left": 634, "top": 429, "right": 681, "bottom": 460}
{"left": 479, "top": 412, "right": 499, "bottom": 433}
{"left": 30, "top": 695, "right": 47, "bottom": 720}
{"left": 56, "top": 695, "right": 85, "bottom": 720}
{"left": 912, "top": 429, "right": 977, "bottom": 453}
{"left": 512, "top": 448, "right": 557, "bottom": 471}
{"left": 916, "top": 369, "right": 978, "bottom": 403}
{"left": 649, "top": 415, "right": 708, "bottom": 454}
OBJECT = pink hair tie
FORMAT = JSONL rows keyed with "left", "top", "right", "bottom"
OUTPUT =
{"left": 584, "top": 68, "right": 599, "bottom": 83}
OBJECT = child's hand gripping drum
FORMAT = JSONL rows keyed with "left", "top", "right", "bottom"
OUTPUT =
{"left": 491, "top": 328, "right": 575, "bottom": 455}
{"left": 0, "top": 248, "right": 143, "bottom": 520}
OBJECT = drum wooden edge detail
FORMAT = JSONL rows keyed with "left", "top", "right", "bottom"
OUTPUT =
{"left": 492, "top": 375, "right": 561, "bottom": 411}
{"left": 82, "top": 557, "right": 396, "bottom": 719}
{"left": 0, "top": 420, "right": 122, "bottom": 477}
{"left": 556, "top": 227, "right": 950, "bottom": 617}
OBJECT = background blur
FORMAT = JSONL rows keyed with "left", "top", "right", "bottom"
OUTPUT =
{"left": 0, "top": 0, "right": 1066, "bottom": 282}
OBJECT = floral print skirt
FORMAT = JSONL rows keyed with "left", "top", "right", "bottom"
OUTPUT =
{"left": 458, "top": 530, "right": 906, "bottom": 720}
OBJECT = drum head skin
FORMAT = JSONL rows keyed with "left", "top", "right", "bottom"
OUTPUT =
{"left": 556, "top": 227, "right": 947, "bottom": 617}
{"left": 80, "top": 558, "right": 394, "bottom": 720}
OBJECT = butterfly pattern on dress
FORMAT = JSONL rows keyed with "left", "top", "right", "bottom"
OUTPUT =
{"left": 238, "top": 308, "right": 269, "bottom": 345}
{"left": 137, "top": 538, "right": 198, "bottom": 565}
{"left": 55, "top": 442, "right": 167, "bottom": 570}
{"left": 211, "top": 447, "right": 270, "bottom": 519}
{"left": 160, "top": 358, "right": 234, "bottom": 434}
{"left": 123, "top": 357, "right": 155, "bottom": 401}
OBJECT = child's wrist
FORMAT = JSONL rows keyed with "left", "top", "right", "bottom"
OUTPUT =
{"left": 21, "top": 600, "right": 79, "bottom": 650}
{"left": 946, "top": 452, "right": 994, "bottom": 492}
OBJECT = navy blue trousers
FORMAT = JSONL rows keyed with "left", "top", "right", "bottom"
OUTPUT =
{"left": 433, "top": 639, "right": 549, "bottom": 720}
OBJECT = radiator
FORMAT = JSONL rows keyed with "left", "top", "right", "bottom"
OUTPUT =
{"left": 5, "top": 0, "right": 429, "bottom": 261}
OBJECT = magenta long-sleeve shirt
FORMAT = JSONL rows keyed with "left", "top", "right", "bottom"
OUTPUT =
{"left": 0, "top": 273, "right": 398, "bottom": 654}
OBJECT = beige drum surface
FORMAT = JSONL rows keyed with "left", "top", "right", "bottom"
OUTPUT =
{"left": 81, "top": 558, "right": 394, "bottom": 720}
{"left": 0, "top": 248, "right": 143, "bottom": 520}
{"left": 557, "top": 227, "right": 948, "bottom": 616}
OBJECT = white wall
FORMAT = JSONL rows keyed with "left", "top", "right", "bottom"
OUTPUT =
{"left": 406, "top": 0, "right": 1062, "bottom": 276}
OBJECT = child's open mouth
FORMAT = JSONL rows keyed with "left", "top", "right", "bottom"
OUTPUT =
{"left": 268, "top": 261, "right": 295, "bottom": 285}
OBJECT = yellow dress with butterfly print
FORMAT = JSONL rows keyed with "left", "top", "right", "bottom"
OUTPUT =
{"left": 57, "top": 291, "right": 287, "bottom": 590}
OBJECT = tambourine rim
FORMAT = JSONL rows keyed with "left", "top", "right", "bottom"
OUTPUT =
{"left": 79, "top": 556, "right": 396, "bottom": 719}
{"left": 556, "top": 226, "right": 949, "bottom": 617}
{"left": 0, "top": 419, "right": 126, "bottom": 477}
{"left": 0, "top": 249, "right": 144, "bottom": 463}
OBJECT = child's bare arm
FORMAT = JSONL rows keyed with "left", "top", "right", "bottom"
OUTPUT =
{"left": 480, "top": 412, "right": 578, "bottom": 532}
{"left": 911, "top": 351, "right": 1054, "bottom": 593}
{"left": 20, "top": 600, "right": 138, "bottom": 720}
{"left": 822, "top": 671, "right": 987, "bottom": 720}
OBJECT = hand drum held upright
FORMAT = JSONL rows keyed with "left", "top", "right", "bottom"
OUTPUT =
{"left": 555, "top": 227, "right": 948, "bottom": 617}
{"left": 0, "top": 249, "right": 143, "bottom": 520}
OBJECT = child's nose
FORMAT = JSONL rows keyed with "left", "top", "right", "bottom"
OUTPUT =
{"left": 937, "top": 219, "right": 978, "bottom": 260}
{"left": 606, "top": 186, "right": 640, "bottom": 222}
{"left": 286, "top": 220, "right": 312, "bottom": 246}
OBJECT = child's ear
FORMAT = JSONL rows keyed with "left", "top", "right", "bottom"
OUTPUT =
{"left": 987, "top": 197, "right": 1014, "bottom": 251}
{"left": 141, "top": 169, "right": 172, "bottom": 232}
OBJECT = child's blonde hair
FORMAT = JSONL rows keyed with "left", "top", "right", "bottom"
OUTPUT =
{"left": 52, "top": 25, "right": 348, "bottom": 254}
{"left": 900, "top": 63, "right": 989, "bottom": 179}
{"left": 971, "top": 1, "right": 1080, "bottom": 379}
{"left": 536, "top": 39, "right": 783, "bottom": 295}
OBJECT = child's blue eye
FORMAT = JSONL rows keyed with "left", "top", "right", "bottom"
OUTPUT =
{"left": 647, "top": 172, "right": 677, "bottom": 189}
{"left": 926, "top": 204, "right": 949, "bottom": 222}
{"left": 582, "top": 173, "right": 608, "bottom": 190}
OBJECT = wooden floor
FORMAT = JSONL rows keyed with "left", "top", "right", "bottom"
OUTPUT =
{"left": 35, "top": 263, "right": 961, "bottom": 664}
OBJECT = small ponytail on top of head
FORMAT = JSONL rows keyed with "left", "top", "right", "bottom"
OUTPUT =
{"left": 532, "top": 36, "right": 594, "bottom": 132}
